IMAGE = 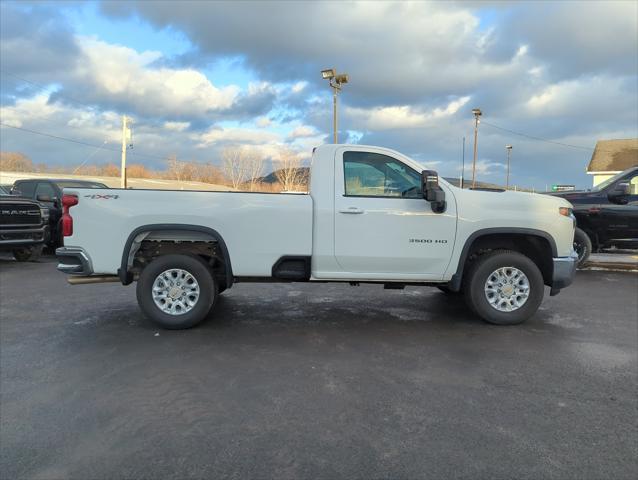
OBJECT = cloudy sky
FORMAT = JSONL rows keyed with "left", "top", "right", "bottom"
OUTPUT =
{"left": 1, "top": 0, "right": 637, "bottom": 189}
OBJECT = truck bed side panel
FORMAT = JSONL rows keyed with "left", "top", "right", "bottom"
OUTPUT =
{"left": 63, "top": 189, "right": 313, "bottom": 276}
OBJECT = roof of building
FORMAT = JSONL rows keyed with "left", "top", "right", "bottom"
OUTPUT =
{"left": 587, "top": 139, "right": 638, "bottom": 173}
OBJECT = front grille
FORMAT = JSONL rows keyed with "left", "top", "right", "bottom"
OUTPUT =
{"left": 0, "top": 203, "right": 42, "bottom": 226}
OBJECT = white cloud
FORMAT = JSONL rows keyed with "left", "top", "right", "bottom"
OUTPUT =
{"left": 287, "top": 125, "right": 318, "bottom": 139}
{"left": 68, "top": 37, "right": 239, "bottom": 119}
{"left": 255, "top": 117, "right": 272, "bottom": 128}
{"left": 346, "top": 96, "right": 470, "bottom": 130}
{"left": 164, "top": 121, "right": 190, "bottom": 132}
{"left": 291, "top": 81, "right": 307, "bottom": 93}
{"left": 194, "top": 126, "right": 280, "bottom": 148}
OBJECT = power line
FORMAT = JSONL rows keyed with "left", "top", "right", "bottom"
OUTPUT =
{"left": 0, "top": 122, "right": 167, "bottom": 161}
{"left": 480, "top": 120, "right": 596, "bottom": 152}
{"left": 0, "top": 122, "right": 221, "bottom": 168}
{"left": 0, "top": 70, "right": 101, "bottom": 112}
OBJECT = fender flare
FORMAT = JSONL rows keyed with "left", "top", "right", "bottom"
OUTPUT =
{"left": 118, "top": 223, "right": 233, "bottom": 287}
{"left": 449, "top": 227, "right": 557, "bottom": 291}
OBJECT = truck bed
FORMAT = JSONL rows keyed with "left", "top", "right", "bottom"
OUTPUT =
{"left": 63, "top": 188, "right": 313, "bottom": 276}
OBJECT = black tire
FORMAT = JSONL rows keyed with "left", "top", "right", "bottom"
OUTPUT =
{"left": 136, "top": 254, "right": 216, "bottom": 329}
{"left": 573, "top": 227, "right": 592, "bottom": 267}
{"left": 463, "top": 250, "right": 544, "bottom": 325}
{"left": 12, "top": 245, "right": 43, "bottom": 262}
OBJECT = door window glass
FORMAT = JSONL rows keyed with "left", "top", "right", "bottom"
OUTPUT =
{"left": 343, "top": 151, "right": 422, "bottom": 198}
{"left": 35, "top": 182, "right": 57, "bottom": 200}
{"left": 628, "top": 174, "right": 638, "bottom": 195}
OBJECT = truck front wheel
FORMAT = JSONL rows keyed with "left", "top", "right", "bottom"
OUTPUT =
{"left": 463, "top": 250, "right": 544, "bottom": 325}
{"left": 13, "top": 245, "right": 43, "bottom": 262}
{"left": 573, "top": 227, "right": 592, "bottom": 267}
{"left": 136, "top": 254, "right": 216, "bottom": 329}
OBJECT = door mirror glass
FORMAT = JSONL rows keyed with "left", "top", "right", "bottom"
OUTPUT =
{"left": 36, "top": 194, "right": 53, "bottom": 203}
{"left": 421, "top": 170, "right": 446, "bottom": 213}
{"left": 608, "top": 182, "right": 630, "bottom": 204}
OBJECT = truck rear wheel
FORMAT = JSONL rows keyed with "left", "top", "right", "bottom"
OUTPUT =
{"left": 136, "top": 254, "right": 216, "bottom": 329}
{"left": 463, "top": 250, "right": 544, "bottom": 325}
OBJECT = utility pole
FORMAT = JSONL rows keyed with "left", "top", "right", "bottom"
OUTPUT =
{"left": 471, "top": 108, "right": 482, "bottom": 189}
{"left": 120, "top": 116, "right": 133, "bottom": 188}
{"left": 120, "top": 115, "right": 128, "bottom": 188}
{"left": 460, "top": 136, "right": 466, "bottom": 188}
{"left": 321, "top": 69, "right": 349, "bottom": 143}
{"left": 333, "top": 87, "right": 338, "bottom": 144}
{"left": 505, "top": 144, "right": 512, "bottom": 189}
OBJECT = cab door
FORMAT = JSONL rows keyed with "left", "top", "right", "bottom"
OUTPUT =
{"left": 333, "top": 148, "right": 456, "bottom": 280}
{"left": 600, "top": 171, "right": 638, "bottom": 243}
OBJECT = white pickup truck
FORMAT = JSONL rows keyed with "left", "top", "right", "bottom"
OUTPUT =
{"left": 57, "top": 144, "right": 578, "bottom": 329}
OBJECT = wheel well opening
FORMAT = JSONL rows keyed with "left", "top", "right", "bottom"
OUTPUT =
{"left": 462, "top": 233, "right": 554, "bottom": 286}
{"left": 126, "top": 229, "right": 229, "bottom": 289}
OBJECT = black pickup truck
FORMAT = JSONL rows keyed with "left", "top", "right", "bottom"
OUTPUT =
{"left": 551, "top": 166, "right": 638, "bottom": 265}
{"left": 11, "top": 178, "right": 107, "bottom": 248}
{"left": 0, "top": 195, "right": 49, "bottom": 261}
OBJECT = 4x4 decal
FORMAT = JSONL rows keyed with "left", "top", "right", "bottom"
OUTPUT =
{"left": 83, "top": 194, "right": 119, "bottom": 200}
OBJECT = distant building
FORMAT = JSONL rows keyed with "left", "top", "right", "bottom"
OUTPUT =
{"left": 586, "top": 139, "right": 638, "bottom": 186}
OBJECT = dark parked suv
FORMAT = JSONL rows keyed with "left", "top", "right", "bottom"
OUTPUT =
{"left": 11, "top": 179, "right": 107, "bottom": 248}
{"left": 551, "top": 166, "right": 638, "bottom": 265}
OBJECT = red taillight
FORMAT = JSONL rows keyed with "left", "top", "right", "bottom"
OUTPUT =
{"left": 62, "top": 195, "right": 78, "bottom": 237}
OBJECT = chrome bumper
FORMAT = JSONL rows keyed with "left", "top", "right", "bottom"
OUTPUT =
{"left": 56, "top": 247, "right": 93, "bottom": 275}
{"left": 551, "top": 251, "right": 578, "bottom": 293}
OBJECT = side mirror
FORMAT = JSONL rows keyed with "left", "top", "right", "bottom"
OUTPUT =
{"left": 608, "top": 182, "right": 630, "bottom": 204}
{"left": 36, "top": 194, "right": 53, "bottom": 203}
{"left": 421, "top": 170, "right": 446, "bottom": 213}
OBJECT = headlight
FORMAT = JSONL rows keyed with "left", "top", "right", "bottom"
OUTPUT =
{"left": 559, "top": 207, "right": 573, "bottom": 217}
{"left": 40, "top": 207, "right": 49, "bottom": 222}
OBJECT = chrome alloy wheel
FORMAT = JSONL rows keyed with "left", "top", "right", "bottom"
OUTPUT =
{"left": 152, "top": 269, "right": 200, "bottom": 315}
{"left": 484, "top": 266, "right": 530, "bottom": 312}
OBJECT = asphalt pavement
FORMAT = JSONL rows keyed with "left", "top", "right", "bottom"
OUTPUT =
{"left": 1, "top": 255, "right": 637, "bottom": 479}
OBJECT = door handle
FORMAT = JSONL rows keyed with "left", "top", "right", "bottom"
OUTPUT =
{"left": 339, "top": 207, "right": 364, "bottom": 214}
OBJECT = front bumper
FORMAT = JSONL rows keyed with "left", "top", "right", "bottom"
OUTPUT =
{"left": 56, "top": 247, "right": 93, "bottom": 275}
{"left": 551, "top": 250, "right": 578, "bottom": 292}
{"left": 0, "top": 226, "right": 47, "bottom": 246}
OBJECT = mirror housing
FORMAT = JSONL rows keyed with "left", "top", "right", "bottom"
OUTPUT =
{"left": 421, "top": 170, "right": 446, "bottom": 213}
{"left": 608, "top": 182, "right": 630, "bottom": 204}
{"left": 36, "top": 194, "right": 53, "bottom": 203}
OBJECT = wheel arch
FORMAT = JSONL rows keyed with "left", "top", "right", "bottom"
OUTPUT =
{"left": 119, "top": 224, "right": 233, "bottom": 287}
{"left": 449, "top": 228, "right": 557, "bottom": 291}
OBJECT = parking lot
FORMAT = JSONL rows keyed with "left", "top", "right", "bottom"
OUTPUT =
{"left": 1, "top": 255, "right": 637, "bottom": 479}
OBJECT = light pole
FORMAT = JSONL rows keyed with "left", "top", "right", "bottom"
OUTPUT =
{"left": 505, "top": 144, "right": 512, "bottom": 189}
{"left": 471, "top": 108, "right": 482, "bottom": 189}
{"left": 321, "top": 68, "right": 349, "bottom": 143}
{"left": 460, "top": 136, "right": 466, "bottom": 189}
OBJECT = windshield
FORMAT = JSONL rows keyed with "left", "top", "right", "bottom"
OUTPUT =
{"left": 591, "top": 168, "right": 638, "bottom": 192}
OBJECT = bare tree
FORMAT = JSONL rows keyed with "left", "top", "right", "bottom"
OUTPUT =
{"left": 195, "top": 162, "right": 225, "bottom": 185}
{"left": 245, "top": 147, "right": 266, "bottom": 191}
{"left": 222, "top": 146, "right": 248, "bottom": 190}
{"left": 167, "top": 154, "right": 184, "bottom": 181}
{"left": 274, "top": 147, "right": 305, "bottom": 192}
{"left": 166, "top": 155, "right": 199, "bottom": 182}
{"left": 0, "top": 152, "right": 34, "bottom": 172}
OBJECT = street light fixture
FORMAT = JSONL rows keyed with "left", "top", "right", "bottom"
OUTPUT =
{"left": 471, "top": 108, "right": 482, "bottom": 189}
{"left": 321, "top": 69, "right": 335, "bottom": 79}
{"left": 322, "top": 68, "right": 349, "bottom": 143}
{"left": 505, "top": 144, "right": 513, "bottom": 189}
